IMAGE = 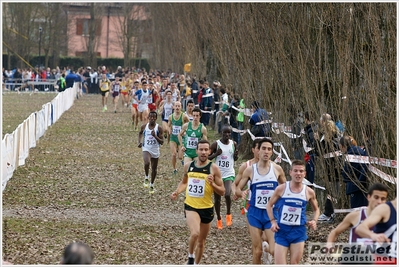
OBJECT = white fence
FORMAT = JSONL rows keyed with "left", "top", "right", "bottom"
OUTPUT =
{"left": 2, "top": 85, "right": 78, "bottom": 191}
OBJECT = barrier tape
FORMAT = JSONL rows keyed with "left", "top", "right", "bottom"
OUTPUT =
{"left": 334, "top": 207, "right": 362, "bottom": 213}
{"left": 346, "top": 154, "right": 397, "bottom": 169}
{"left": 192, "top": 101, "right": 396, "bottom": 184}
{"left": 367, "top": 165, "right": 396, "bottom": 184}
{"left": 302, "top": 178, "right": 326, "bottom": 190}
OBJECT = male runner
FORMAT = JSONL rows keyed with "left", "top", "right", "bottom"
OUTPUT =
{"left": 170, "top": 140, "right": 225, "bottom": 265}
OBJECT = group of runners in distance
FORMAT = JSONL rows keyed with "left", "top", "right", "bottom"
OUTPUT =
{"left": 99, "top": 71, "right": 395, "bottom": 265}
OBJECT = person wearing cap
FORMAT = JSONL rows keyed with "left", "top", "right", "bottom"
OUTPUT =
{"left": 249, "top": 101, "right": 271, "bottom": 137}
{"left": 115, "top": 66, "right": 124, "bottom": 79}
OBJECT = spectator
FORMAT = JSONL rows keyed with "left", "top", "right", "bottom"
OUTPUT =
{"left": 65, "top": 69, "right": 80, "bottom": 90}
{"left": 229, "top": 94, "right": 241, "bottom": 145}
{"left": 216, "top": 87, "right": 229, "bottom": 134}
{"left": 82, "top": 67, "right": 91, "bottom": 94}
{"left": 190, "top": 77, "right": 199, "bottom": 105}
{"left": 249, "top": 101, "right": 271, "bottom": 137}
{"left": 89, "top": 67, "right": 99, "bottom": 94}
{"left": 177, "top": 74, "right": 187, "bottom": 110}
{"left": 212, "top": 81, "right": 221, "bottom": 127}
{"left": 200, "top": 81, "right": 213, "bottom": 126}
{"left": 57, "top": 73, "right": 66, "bottom": 92}
{"left": 236, "top": 91, "right": 247, "bottom": 143}
{"left": 303, "top": 111, "right": 317, "bottom": 185}
{"left": 13, "top": 68, "right": 22, "bottom": 91}
{"left": 339, "top": 135, "right": 369, "bottom": 208}
{"left": 114, "top": 66, "right": 124, "bottom": 79}
{"left": 61, "top": 241, "right": 94, "bottom": 264}
{"left": 315, "top": 113, "right": 341, "bottom": 222}
{"left": 289, "top": 110, "right": 304, "bottom": 160}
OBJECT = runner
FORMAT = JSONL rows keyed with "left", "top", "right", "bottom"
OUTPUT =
{"left": 168, "top": 101, "right": 189, "bottom": 174}
{"left": 138, "top": 111, "right": 164, "bottom": 194}
{"left": 170, "top": 139, "right": 225, "bottom": 265}
{"left": 235, "top": 138, "right": 286, "bottom": 264}
{"left": 99, "top": 73, "right": 111, "bottom": 112}
{"left": 134, "top": 80, "right": 151, "bottom": 127}
{"left": 170, "top": 82, "right": 181, "bottom": 103}
{"left": 147, "top": 81, "right": 160, "bottom": 112}
{"left": 327, "top": 183, "right": 388, "bottom": 245}
{"left": 130, "top": 80, "right": 140, "bottom": 130}
{"left": 178, "top": 107, "right": 208, "bottom": 165}
{"left": 158, "top": 89, "right": 174, "bottom": 142}
{"left": 185, "top": 99, "right": 195, "bottom": 121}
{"left": 111, "top": 76, "right": 121, "bottom": 113}
{"left": 327, "top": 183, "right": 388, "bottom": 264}
{"left": 208, "top": 125, "right": 238, "bottom": 229}
{"left": 232, "top": 138, "right": 270, "bottom": 263}
{"left": 120, "top": 75, "right": 130, "bottom": 108}
{"left": 266, "top": 159, "right": 320, "bottom": 264}
{"left": 356, "top": 197, "right": 397, "bottom": 264}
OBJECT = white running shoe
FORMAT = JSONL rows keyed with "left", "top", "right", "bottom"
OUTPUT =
{"left": 262, "top": 241, "right": 272, "bottom": 264}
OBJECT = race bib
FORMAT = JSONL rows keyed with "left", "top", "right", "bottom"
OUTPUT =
{"left": 102, "top": 83, "right": 107, "bottom": 89}
{"left": 164, "top": 110, "right": 172, "bottom": 120}
{"left": 254, "top": 189, "right": 274, "bottom": 209}
{"left": 146, "top": 136, "right": 157, "bottom": 146}
{"left": 280, "top": 205, "right": 301, "bottom": 225}
{"left": 217, "top": 159, "right": 230, "bottom": 169}
{"left": 187, "top": 137, "right": 198, "bottom": 149}
{"left": 172, "top": 125, "right": 181, "bottom": 135}
{"left": 187, "top": 178, "right": 205, "bottom": 198}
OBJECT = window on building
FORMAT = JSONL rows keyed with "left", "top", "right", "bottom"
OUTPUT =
{"left": 76, "top": 19, "right": 102, "bottom": 36}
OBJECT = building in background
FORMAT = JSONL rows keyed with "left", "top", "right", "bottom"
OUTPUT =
{"left": 63, "top": 3, "right": 152, "bottom": 59}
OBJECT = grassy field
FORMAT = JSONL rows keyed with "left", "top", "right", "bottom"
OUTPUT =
{"left": 2, "top": 92, "right": 347, "bottom": 265}
{"left": 2, "top": 92, "right": 57, "bottom": 138}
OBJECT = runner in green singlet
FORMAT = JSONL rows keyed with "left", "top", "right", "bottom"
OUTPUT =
{"left": 168, "top": 101, "right": 189, "bottom": 175}
{"left": 178, "top": 107, "right": 208, "bottom": 164}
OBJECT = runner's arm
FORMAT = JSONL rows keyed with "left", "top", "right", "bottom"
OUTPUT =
{"left": 171, "top": 163, "right": 190, "bottom": 200}
{"left": 208, "top": 142, "right": 220, "bottom": 161}
{"left": 154, "top": 125, "right": 164, "bottom": 145}
{"left": 138, "top": 124, "right": 145, "bottom": 147}
{"left": 307, "top": 188, "right": 320, "bottom": 230}
{"left": 235, "top": 166, "right": 251, "bottom": 198}
{"left": 167, "top": 115, "right": 173, "bottom": 135}
{"left": 201, "top": 125, "right": 208, "bottom": 141}
{"left": 327, "top": 211, "right": 358, "bottom": 244}
{"left": 178, "top": 123, "right": 188, "bottom": 150}
{"left": 233, "top": 141, "right": 239, "bottom": 161}
{"left": 210, "top": 163, "right": 225, "bottom": 196}
{"left": 275, "top": 163, "right": 287, "bottom": 184}
{"left": 355, "top": 203, "right": 390, "bottom": 242}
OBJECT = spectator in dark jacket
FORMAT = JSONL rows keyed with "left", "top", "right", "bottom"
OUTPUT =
{"left": 191, "top": 78, "right": 199, "bottom": 105}
{"left": 199, "top": 81, "right": 212, "bottom": 126}
{"left": 65, "top": 70, "right": 79, "bottom": 88}
{"left": 303, "top": 111, "right": 317, "bottom": 185}
{"left": 339, "top": 135, "right": 369, "bottom": 208}
{"left": 249, "top": 101, "right": 271, "bottom": 137}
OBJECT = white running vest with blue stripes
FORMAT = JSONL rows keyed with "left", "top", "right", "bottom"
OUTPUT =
{"left": 249, "top": 163, "right": 278, "bottom": 209}
{"left": 278, "top": 181, "right": 307, "bottom": 226}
